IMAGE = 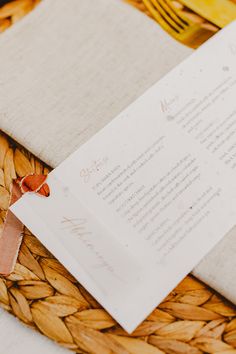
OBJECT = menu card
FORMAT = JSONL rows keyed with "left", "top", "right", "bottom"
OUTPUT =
{"left": 12, "top": 22, "right": 236, "bottom": 333}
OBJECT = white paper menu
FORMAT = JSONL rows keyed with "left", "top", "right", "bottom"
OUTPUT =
{"left": 12, "top": 21, "right": 236, "bottom": 333}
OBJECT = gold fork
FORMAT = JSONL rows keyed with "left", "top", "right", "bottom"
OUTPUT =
{"left": 142, "top": 0, "right": 219, "bottom": 48}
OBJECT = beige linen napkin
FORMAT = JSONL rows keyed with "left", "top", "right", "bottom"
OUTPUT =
{"left": 0, "top": 0, "right": 235, "bottom": 304}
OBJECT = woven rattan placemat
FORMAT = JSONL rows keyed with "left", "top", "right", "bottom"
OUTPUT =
{"left": 0, "top": 1, "right": 236, "bottom": 353}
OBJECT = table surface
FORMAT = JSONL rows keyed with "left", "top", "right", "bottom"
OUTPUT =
{"left": 0, "top": 308, "right": 70, "bottom": 354}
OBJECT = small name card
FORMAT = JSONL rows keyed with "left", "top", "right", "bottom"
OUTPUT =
{"left": 12, "top": 22, "right": 236, "bottom": 333}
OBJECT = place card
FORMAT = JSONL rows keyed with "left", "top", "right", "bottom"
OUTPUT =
{"left": 12, "top": 21, "right": 236, "bottom": 333}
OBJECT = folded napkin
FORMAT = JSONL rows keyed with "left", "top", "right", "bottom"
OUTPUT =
{"left": 0, "top": 0, "right": 235, "bottom": 304}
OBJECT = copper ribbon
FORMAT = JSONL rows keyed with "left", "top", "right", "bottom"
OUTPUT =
{"left": 0, "top": 174, "right": 50, "bottom": 276}
{"left": 0, "top": 182, "right": 23, "bottom": 276}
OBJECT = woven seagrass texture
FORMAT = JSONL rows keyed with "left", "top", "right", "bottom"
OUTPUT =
{"left": 0, "top": 132, "right": 236, "bottom": 353}
{"left": 1, "top": 132, "right": 236, "bottom": 354}
{"left": 0, "top": 0, "right": 40, "bottom": 31}
{"left": 0, "top": 1, "right": 236, "bottom": 353}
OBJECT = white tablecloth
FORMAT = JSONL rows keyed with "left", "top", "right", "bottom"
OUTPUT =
{"left": 0, "top": 308, "right": 70, "bottom": 354}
